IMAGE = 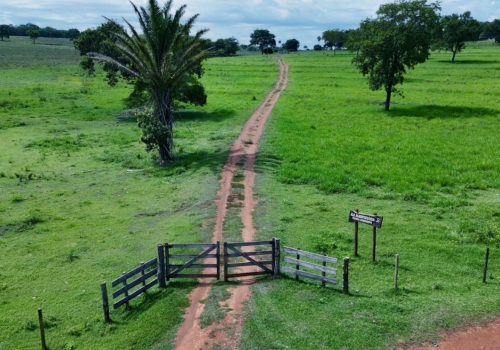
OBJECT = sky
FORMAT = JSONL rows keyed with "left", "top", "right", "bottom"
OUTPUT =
{"left": 1, "top": 0, "right": 499, "bottom": 48}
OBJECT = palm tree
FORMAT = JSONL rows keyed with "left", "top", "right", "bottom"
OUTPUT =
{"left": 88, "top": 0, "right": 210, "bottom": 163}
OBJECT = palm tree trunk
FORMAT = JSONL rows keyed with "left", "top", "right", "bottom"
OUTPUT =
{"left": 154, "top": 90, "right": 174, "bottom": 163}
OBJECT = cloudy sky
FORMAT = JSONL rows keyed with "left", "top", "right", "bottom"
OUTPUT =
{"left": 1, "top": 0, "right": 499, "bottom": 47}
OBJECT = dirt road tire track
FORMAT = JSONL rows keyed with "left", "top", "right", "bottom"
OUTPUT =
{"left": 173, "top": 58, "right": 288, "bottom": 350}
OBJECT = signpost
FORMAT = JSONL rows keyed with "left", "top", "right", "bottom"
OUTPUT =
{"left": 348, "top": 210, "right": 383, "bottom": 261}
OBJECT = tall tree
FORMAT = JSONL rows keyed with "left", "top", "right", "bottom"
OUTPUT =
{"left": 87, "top": 0, "right": 210, "bottom": 163}
{"left": 353, "top": 0, "right": 441, "bottom": 111}
{"left": 249, "top": 29, "right": 276, "bottom": 54}
{"left": 211, "top": 37, "right": 239, "bottom": 56}
{"left": 283, "top": 38, "right": 300, "bottom": 52}
{"left": 437, "top": 11, "right": 481, "bottom": 63}
{"left": 0, "top": 25, "right": 10, "bottom": 41}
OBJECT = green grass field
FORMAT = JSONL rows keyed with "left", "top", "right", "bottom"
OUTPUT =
{"left": 242, "top": 41, "right": 500, "bottom": 349}
{"left": 1, "top": 35, "right": 500, "bottom": 350}
{"left": 0, "top": 38, "right": 277, "bottom": 349}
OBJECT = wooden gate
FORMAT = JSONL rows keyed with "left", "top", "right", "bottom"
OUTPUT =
{"left": 223, "top": 238, "right": 280, "bottom": 281}
{"left": 165, "top": 242, "right": 220, "bottom": 280}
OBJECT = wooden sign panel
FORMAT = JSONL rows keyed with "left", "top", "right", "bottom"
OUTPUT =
{"left": 348, "top": 210, "right": 383, "bottom": 228}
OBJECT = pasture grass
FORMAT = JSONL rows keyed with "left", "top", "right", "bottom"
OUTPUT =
{"left": 241, "top": 42, "right": 500, "bottom": 349}
{"left": 0, "top": 41, "right": 278, "bottom": 349}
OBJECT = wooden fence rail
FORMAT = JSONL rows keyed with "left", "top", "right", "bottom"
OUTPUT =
{"left": 281, "top": 246, "right": 349, "bottom": 293}
{"left": 224, "top": 239, "right": 279, "bottom": 281}
{"left": 165, "top": 242, "right": 220, "bottom": 280}
{"left": 108, "top": 257, "right": 159, "bottom": 310}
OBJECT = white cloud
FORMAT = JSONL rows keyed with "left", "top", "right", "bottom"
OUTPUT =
{"left": 1, "top": 0, "right": 498, "bottom": 47}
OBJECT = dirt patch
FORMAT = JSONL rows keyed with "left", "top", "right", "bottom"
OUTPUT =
{"left": 397, "top": 317, "right": 500, "bottom": 350}
{"left": 173, "top": 59, "right": 288, "bottom": 350}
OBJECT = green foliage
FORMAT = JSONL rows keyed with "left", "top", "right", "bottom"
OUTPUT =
{"left": 0, "top": 24, "right": 10, "bottom": 41}
{"left": 353, "top": 0, "right": 441, "bottom": 110}
{"left": 436, "top": 11, "right": 481, "bottom": 62}
{"left": 283, "top": 38, "right": 300, "bottom": 52}
{"left": 322, "top": 29, "right": 347, "bottom": 51}
{"left": 88, "top": 0, "right": 211, "bottom": 162}
{"left": 209, "top": 37, "right": 239, "bottom": 56}
{"left": 26, "top": 29, "right": 39, "bottom": 45}
{"left": 136, "top": 108, "right": 172, "bottom": 153}
{"left": 249, "top": 29, "right": 277, "bottom": 54}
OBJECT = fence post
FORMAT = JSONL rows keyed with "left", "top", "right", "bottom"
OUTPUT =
{"left": 354, "top": 208, "right": 359, "bottom": 257}
{"left": 343, "top": 257, "right": 350, "bottom": 294}
{"left": 157, "top": 244, "right": 166, "bottom": 288}
{"left": 296, "top": 248, "right": 301, "bottom": 281}
{"left": 216, "top": 241, "right": 221, "bottom": 281}
{"left": 483, "top": 247, "right": 490, "bottom": 283}
{"left": 140, "top": 262, "right": 146, "bottom": 286}
{"left": 100, "top": 282, "right": 111, "bottom": 322}
{"left": 372, "top": 213, "right": 377, "bottom": 262}
{"left": 122, "top": 272, "right": 130, "bottom": 308}
{"left": 224, "top": 242, "right": 228, "bottom": 282}
{"left": 38, "top": 308, "right": 47, "bottom": 350}
{"left": 274, "top": 238, "right": 281, "bottom": 275}
{"left": 322, "top": 254, "right": 326, "bottom": 288}
{"left": 165, "top": 242, "right": 170, "bottom": 282}
{"left": 394, "top": 254, "right": 399, "bottom": 290}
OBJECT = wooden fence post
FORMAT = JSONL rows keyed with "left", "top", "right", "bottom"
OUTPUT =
{"left": 354, "top": 208, "right": 359, "bottom": 257}
{"left": 157, "top": 244, "right": 166, "bottom": 288}
{"left": 343, "top": 257, "right": 350, "bottom": 294}
{"left": 224, "top": 242, "right": 228, "bottom": 282}
{"left": 100, "top": 282, "right": 111, "bottom": 322}
{"left": 38, "top": 308, "right": 47, "bottom": 350}
{"left": 322, "top": 254, "right": 326, "bottom": 288}
{"left": 140, "top": 262, "right": 146, "bottom": 286}
{"left": 296, "top": 248, "right": 301, "bottom": 281}
{"left": 216, "top": 241, "right": 221, "bottom": 281}
{"left": 122, "top": 272, "right": 129, "bottom": 309}
{"left": 275, "top": 238, "right": 281, "bottom": 275}
{"left": 372, "top": 213, "right": 377, "bottom": 262}
{"left": 483, "top": 247, "right": 490, "bottom": 283}
{"left": 394, "top": 254, "right": 399, "bottom": 290}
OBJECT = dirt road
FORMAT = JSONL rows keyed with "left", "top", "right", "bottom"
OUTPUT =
{"left": 173, "top": 58, "right": 288, "bottom": 350}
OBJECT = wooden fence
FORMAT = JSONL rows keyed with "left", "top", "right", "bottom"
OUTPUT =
{"left": 100, "top": 238, "right": 349, "bottom": 321}
{"left": 165, "top": 242, "right": 220, "bottom": 280}
{"left": 281, "top": 246, "right": 349, "bottom": 294}
{"left": 223, "top": 238, "right": 280, "bottom": 281}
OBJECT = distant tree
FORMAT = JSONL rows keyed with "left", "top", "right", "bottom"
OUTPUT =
{"left": 303, "top": 45, "right": 309, "bottom": 50}
{"left": 283, "top": 38, "right": 300, "bottom": 52}
{"left": 353, "top": 0, "right": 441, "bottom": 111}
{"left": 480, "top": 19, "right": 500, "bottom": 44}
{"left": 317, "top": 35, "right": 321, "bottom": 43}
{"left": 27, "top": 29, "right": 39, "bottom": 45}
{"left": 86, "top": 0, "right": 211, "bottom": 163}
{"left": 67, "top": 28, "right": 81, "bottom": 41}
{"left": 313, "top": 44, "right": 322, "bottom": 51}
{"left": 436, "top": 11, "right": 481, "bottom": 62}
{"left": 0, "top": 25, "right": 10, "bottom": 41}
{"left": 250, "top": 29, "right": 276, "bottom": 54}
{"left": 322, "top": 29, "right": 347, "bottom": 54}
{"left": 212, "top": 37, "right": 239, "bottom": 56}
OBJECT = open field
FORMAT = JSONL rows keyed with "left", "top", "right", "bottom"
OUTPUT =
{"left": 0, "top": 39, "right": 277, "bottom": 349}
{"left": 243, "top": 42, "right": 500, "bottom": 349}
{"left": 2, "top": 35, "right": 500, "bottom": 350}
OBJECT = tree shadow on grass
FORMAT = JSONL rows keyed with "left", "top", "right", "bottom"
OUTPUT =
{"left": 114, "top": 108, "right": 237, "bottom": 124}
{"left": 174, "top": 108, "right": 236, "bottom": 122}
{"left": 435, "top": 59, "right": 500, "bottom": 65}
{"left": 388, "top": 105, "right": 499, "bottom": 119}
